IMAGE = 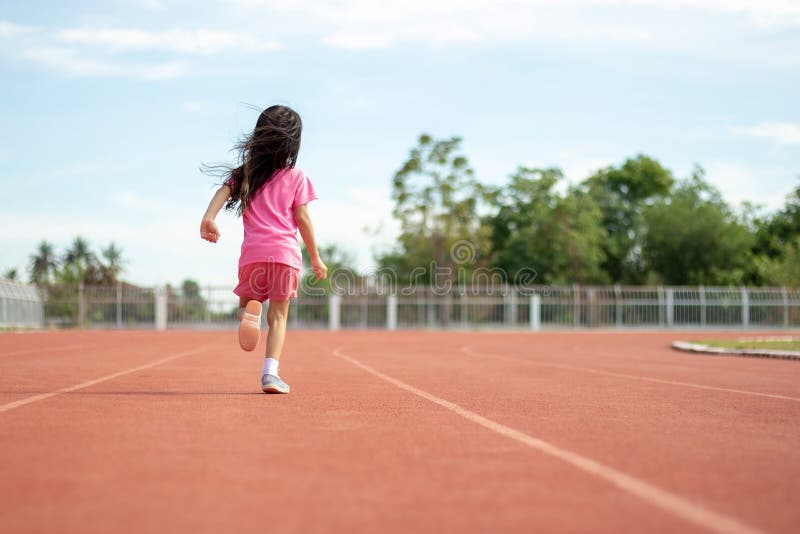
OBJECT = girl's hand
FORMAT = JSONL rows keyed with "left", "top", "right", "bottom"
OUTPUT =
{"left": 200, "top": 218, "right": 221, "bottom": 243}
{"left": 312, "top": 258, "right": 328, "bottom": 281}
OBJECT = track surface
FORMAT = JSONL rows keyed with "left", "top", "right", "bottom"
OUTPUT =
{"left": 1, "top": 330, "right": 799, "bottom": 533}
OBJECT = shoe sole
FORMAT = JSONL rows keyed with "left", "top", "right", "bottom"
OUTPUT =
{"left": 238, "top": 300, "right": 262, "bottom": 352}
{"left": 262, "top": 384, "right": 290, "bottom": 394}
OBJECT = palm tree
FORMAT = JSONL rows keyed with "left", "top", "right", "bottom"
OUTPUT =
{"left": 64, "top": 236, "right": 93, "bottom": 267}
{"left": 2, "top": 268, "right": 18, "bottom": 281}
{"left": 63, "top": 236, "right": 95, "bottom": 282}
{"left": 100, "top": 242, "right": 125, "bottom": 283}
{"left": 29, "top": 241, "right": 58, "bottom": 286}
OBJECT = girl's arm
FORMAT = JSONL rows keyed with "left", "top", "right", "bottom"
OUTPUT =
{"left": 294, "top": 204, "right": 328, "bottom": 280}
{"left": 200, "top": 184, "right": 231, "bottom": 243}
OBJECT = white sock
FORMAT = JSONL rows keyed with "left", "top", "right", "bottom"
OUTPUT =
{"left": 262, "top": 357, "right": 279, "bottom": 377}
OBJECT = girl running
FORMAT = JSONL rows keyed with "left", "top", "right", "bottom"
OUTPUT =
{"left": 199, "top": 105, "right": 327, "bottom": 394}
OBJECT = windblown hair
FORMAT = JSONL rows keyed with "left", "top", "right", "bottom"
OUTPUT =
{"left": 202, "top": 105, "right": 302, "bottom": 216}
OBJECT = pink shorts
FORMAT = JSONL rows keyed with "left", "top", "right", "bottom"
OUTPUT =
{"left": 233, "top": 262, "right": 300, "bottom": 302}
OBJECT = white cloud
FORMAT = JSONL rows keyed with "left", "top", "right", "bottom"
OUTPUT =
{"left": 270, "top": 0, "right": 654, "bottom": 49}
{"left": 228, "top": 0, "right": 800, "bottom": 51}
{"left": 732, "top": 122, "right": 800, "bottom": 146}
{"left": 140, "top": 0, "right": 165, "bottom": 9}
{"left": 625, "top": 0, "right": 800, "bottom": 29}
{"left": 57, "top": 27, "right": 281, "bottom": 55}
{"left": 183, "top": 101, "right": 207, "bottom": 112}
{"left": 1, "top": 19, "right": 281, "bottom": 81}
{"left": 703, "top": 160, "right": 792, "bottom": 211}
{"left": 0, "top": 20, "right": 33, "bottom": 38}
{"left": 111, "top": 191, "right": 158, "bottom": 211}
{"left": 22, "top": 46, "right": 187, "bottom": 80}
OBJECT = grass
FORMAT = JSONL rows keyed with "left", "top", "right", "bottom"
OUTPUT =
{"left": 698, "top": 339, "right": 800, "bottom": 351}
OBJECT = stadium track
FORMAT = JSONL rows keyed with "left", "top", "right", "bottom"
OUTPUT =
{"left": 1, "top": 330, "right": 798, "bottom": 533}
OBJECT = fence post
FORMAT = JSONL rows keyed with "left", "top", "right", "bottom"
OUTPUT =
{"left": 782, "top": 287, "right": 789, "bottom": 328}
{"left": 78, "top": 282, "right": 86, "bottom": 327}
{"left": 666, "top": 287, "right": 674, "bottom": 328}
{"left": 329, "top": 294, "right": 341, "bottom": 331}
{"left": 506, "top": 288, "right": 518, "bottom": 327}
{"left": 116, "top": 283, "right": 123, "bottom": 329}
{"left": 426, "top": 288, "right": 436, "bottom": 329}
{"left": 155, "top": 286, "right": 168, "bottom": 331}
{"left": 460, "top": 286, "right": 468, "bottom": 329}
{"left": 657, "top": 285, "right": 665, "bottom": 327}
{"left": 699, "top": 285, "right": 706, "bottom": 327}
{"left": 387, "top": 294, "right": 397, "bottom": 331}
{"left": 529, "top": 294, "right": 541, "bottom": 331}
{"left": 205, "top": 285, "right": 211, "bottom": 326}
{"left": 38, "top": 287, "right": 45, "bottom": 328}
{"left": 360, "top": 296, "right": 368, "bottom": 328}
{"left": 741, "top": 287, "right": 750, "bottom": 328}
{"left": 614, "top": 284, "right": 622, "bottom": 328}
{"left": 573, "top": 284, "right": 581, "bottom": 328}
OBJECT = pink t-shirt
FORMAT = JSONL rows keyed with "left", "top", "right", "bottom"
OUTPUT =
{"left": 228, "top": 167, "right": 317, "bottom": 269}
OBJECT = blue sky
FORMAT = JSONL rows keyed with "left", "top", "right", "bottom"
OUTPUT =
{"left": 1, "top": 0, "right": 798, "bottom": 285}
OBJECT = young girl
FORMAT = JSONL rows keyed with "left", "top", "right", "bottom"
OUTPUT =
{"left": 199, "top": 105, "right": 327, "bottom": 394}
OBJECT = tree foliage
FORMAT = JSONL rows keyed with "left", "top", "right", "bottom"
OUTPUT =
{"left": 585, "top": 155, "right": 674, "bottom": 283}
{"left": 381, "top": 134, "right": 798, "bottom": 287}
{"left": 380, "top": 134, "right": 490, "bottom": 283}
{"left": 28, "top": 237, "right": 126, "bottom": 286}
{"left": 486, "top": 167, "right": 608, "bottom": 284}
{"left": 642, "top": 173, "right": 754, "bottom": 284}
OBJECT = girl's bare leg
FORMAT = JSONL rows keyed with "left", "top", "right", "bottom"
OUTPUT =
{"left": 266, "top": 299, "right": 290, "bottom": 360}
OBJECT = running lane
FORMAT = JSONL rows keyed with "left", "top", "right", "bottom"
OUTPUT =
{"left": 1, "top": 331, "right": 796, "bottom": 533}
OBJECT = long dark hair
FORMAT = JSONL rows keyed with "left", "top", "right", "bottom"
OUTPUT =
{"left": 202, "top": 104, "right": 302, "bottom": 215}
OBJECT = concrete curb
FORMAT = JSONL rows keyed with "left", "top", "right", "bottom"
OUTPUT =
{"left": 672, "top": 341, "right": 800, "bottom": 361}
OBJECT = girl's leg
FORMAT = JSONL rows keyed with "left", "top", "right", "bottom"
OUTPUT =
{"left": 265, "top": 299, "right": 291, "bottom": 360}
{"left": 261, "top": 299, "right": 291, "bottom": 393}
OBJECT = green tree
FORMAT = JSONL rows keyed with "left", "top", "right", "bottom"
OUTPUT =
{"left": 182, "top": 279, "right": 201, "bottom": 298}
{"left": 61, "top": 236, "right": 96, "bottom": 283}
{"left": 642, "top": 173, "right": 754, "bottom": 285}
{"left": 585, "top": 155, "right": 674, "bottom": 283}
{"left": 175, "top": 279, "right": 206, "bottom": 320}
{"left": 2, "top": 268, "right": 18, "bottom": 281}
{"left": 487, "top": 167, "right": 608, "bottom": 284}
{"left": 754, "top": 237, "right": 800, "bottom": 287}
{"left": 301, "top": 243, "right": 359, "bottom": 293}
{"left": 379, "top": 133, "right": 490, "bottom": 282}
{"left": 750, "top": 181, "right": 800, "bottom": 286}
{"left": 29, "top": 240, "right": 58, "bottom": 285}
{"left": 753, "top": 181, "right": 800, "bottom": 256}
{"left": 100, "top": 242, "right": 125, "bottom": 283}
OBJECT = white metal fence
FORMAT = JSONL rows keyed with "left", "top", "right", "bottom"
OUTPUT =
{"left": 27, "top": 284, "right": 800, "bottom": 330}
{"left": 0, "top": 280, "right": 44, "bottom": 329}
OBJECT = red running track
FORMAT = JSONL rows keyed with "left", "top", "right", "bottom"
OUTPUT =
{"left": 0, "top": 330, "right": 799, "bottom": 533}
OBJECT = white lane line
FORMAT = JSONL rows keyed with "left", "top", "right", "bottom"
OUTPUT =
{"left": 0, "top": 347, "right": 206, "bottom": 413}
{"left": 332, "top": 347, "right": 762, "bottom": 534}
{"left": 0, "top": 344, "right": 98, "bottom": 358}
{"left": 461, "top": 346, "right": 800, "bottom": 403}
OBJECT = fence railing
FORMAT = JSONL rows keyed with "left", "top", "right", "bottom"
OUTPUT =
{"left": 0, "top": 280, "right": 44, "bottom": 329}
{"left": 19, "top": 284, "right": 800, "bottom": 330}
